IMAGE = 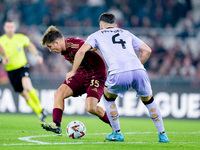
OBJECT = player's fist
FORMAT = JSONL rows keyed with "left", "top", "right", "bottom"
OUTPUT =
{"left": 66, "top": 71, "right": 75, "bottom": 83}
{"left": 36, "top": 55, "right": 43, "bottom": 65}
{"left": 2, "top": 56, "right": 10, "bottom": 64}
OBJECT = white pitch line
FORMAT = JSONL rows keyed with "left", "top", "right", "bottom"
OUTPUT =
{"left": 18, "top": 135, "right": 57, "bottom": 145}
{"left": 87, "top": 131, "right": 200, "bottom": 135}
{"left": 3, "top": 131, "right": 200, "bottom": 146}
{"left": 87, "top": 132, "right": 154, "bottom": 135}
{"left": 2, "top": 142, "right": 150, "bottom": 146}
{"left": 3, "top": 141, "right": 199, "bottom": 146}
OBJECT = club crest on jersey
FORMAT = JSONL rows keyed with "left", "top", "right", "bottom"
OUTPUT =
{"left": 18, "top": 46, "right": 22, "bottom": 52}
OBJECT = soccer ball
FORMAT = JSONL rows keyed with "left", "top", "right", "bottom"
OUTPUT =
{"left": 66, "top": 120, "right": 86, "bottom": 139}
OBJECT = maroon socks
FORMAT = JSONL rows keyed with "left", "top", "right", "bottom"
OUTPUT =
{"left": 53, "top": 108, "right": 63, "bottom": 127}
{"left": 100, "top": 112, "right": 110, "bottom": 125}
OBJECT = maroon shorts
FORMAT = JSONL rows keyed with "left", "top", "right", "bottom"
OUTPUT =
{"left": 63, "top": 73, "right": 105, "bottom": 101}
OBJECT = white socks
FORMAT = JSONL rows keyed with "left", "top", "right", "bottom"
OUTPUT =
{"left": 145, "top": 101, "right": 165, "bottom": 133}
{"left": 103, "top": 94, "right": 165, "bottom": 134}
{"left": 103, "top": 96, "right": 121, "bottom": 132}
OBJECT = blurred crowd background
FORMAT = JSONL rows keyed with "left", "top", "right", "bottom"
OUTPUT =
{"left": 1, "top": 0, "right": 200, "bottom": 84}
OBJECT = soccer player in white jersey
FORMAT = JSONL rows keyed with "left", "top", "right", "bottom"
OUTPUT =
{"left": 66, "top": 12, "right": 169, "bottom": 143}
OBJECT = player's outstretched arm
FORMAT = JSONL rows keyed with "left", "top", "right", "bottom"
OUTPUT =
{"left": 66, "top": 43, "right": 92, "bottom": 82}
{"left": 0, "top": 45, "right": 9, "bottom": 64}
{"left": 27, "top": 42, "right": 43, "bottom": 65}
{"left": 138, "top": 43, "right": 151, "bottom": 64}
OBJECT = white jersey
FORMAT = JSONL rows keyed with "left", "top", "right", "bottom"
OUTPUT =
{"left": 85, "top": 27, "right": 145, "bottom": 75}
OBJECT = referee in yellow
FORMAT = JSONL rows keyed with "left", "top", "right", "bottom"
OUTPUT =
{"left": 0, "top": 19, "right": 47, "bottom": 122}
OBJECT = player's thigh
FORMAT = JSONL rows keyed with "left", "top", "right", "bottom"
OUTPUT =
{"left": 105, "top": 73, "right": 130, "bottom": 98}
{"left": 55, "top": 84, "right": 73, "bottom": 99}
{"left": 65, "top": 73, "right": 86, "bottom": 97}
{"left": 85, "top": 97, "right": 99, "bottom": 110}
{"left": 86, "top": 77, "right": 105, "bottom": 101}
{"left": 132, "top": 70, "right": 152, "bottom": 98}
{"left": 22, "top": 76, "right": 33, "bottom": 91}
{"left": 20, "top": 65, "right": 33, "bottom": 91}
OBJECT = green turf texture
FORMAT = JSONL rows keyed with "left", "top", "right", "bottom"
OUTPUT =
{"left": 0, "top": 114, "right": 199, "bottom": 150}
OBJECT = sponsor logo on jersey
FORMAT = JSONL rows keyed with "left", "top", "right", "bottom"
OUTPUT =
{"left": 91, "top": 88, "right": 97, "bottom": 92}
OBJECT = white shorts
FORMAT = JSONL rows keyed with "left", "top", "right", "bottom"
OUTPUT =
{"left": 105, "top": 69, "right": 152, "bottom": 98}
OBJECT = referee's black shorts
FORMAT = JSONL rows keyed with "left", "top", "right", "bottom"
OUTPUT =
{"left": 7, "top": 64, "right": 30, "bottom": 93}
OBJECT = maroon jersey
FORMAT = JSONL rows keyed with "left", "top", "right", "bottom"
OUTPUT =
{"left": 61, "top": 37, "right": 107, "bottom": 100}
{"left": 61, "top": 37, "right": 107, "bottom": 81}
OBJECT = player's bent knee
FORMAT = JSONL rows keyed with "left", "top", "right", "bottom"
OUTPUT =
{"left": 85, "top": 101, "right": 96, "bottom": 113}
{"left": 142, "top": 96, "right": 154, "bottom": 105}
{"left": 104, "top": 94, "right": 116, "bottom": 101}
{"left": 24, "top": 87, "right": 32, "bottom": 92}
{"left": 85, "top": 105, "right": 96, "bottom": 114}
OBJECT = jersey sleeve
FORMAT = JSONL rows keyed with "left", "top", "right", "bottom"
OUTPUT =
{"left": 85, "top": 34, "right": 97, "bottom": 48}
{"left": 20, "top": 34, "right": 30, "bottom": 47}
{"left": 130, "top": 33, "right": 144, "bottom": 51}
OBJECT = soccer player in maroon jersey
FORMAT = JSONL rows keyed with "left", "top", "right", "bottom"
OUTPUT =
{"left": 40, "top": 26, "right": 110, "bottom": 134}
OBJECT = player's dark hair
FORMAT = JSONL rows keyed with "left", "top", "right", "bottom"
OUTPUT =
{"left": 5, "top": 19, "right": 14, "bottom": 23}
{"left": 41, "top": 25, "right": 63, "bottom": 46}
{"left": 98, "top": 12, "right": 115, "bottom": 24}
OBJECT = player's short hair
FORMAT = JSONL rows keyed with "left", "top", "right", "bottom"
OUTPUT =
{"left": 41, "top": 25, "right": 63, "bottom": 47}
{"left": 98, "top": 12, "right": 115, "bottom": 24}
{"left": 5, "top": 19, "right": 14, "bottom": 23}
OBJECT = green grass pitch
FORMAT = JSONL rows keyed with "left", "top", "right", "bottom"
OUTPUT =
{"left": 0, "top": 114, "right": 199, "bottom": 150}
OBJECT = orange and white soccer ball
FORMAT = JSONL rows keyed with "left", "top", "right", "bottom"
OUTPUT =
{"left": 66, "top": 121, "right": 86, "bottom": 139}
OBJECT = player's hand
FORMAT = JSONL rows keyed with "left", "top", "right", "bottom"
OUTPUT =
{"left": 66, "top": 71, "right": 75, "bottom": 83}
{"left": 36, "top": 55, "right": 43, "bottom": 65}
{"left": 2, "top": 57, "right": 10, "bottom": 64}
